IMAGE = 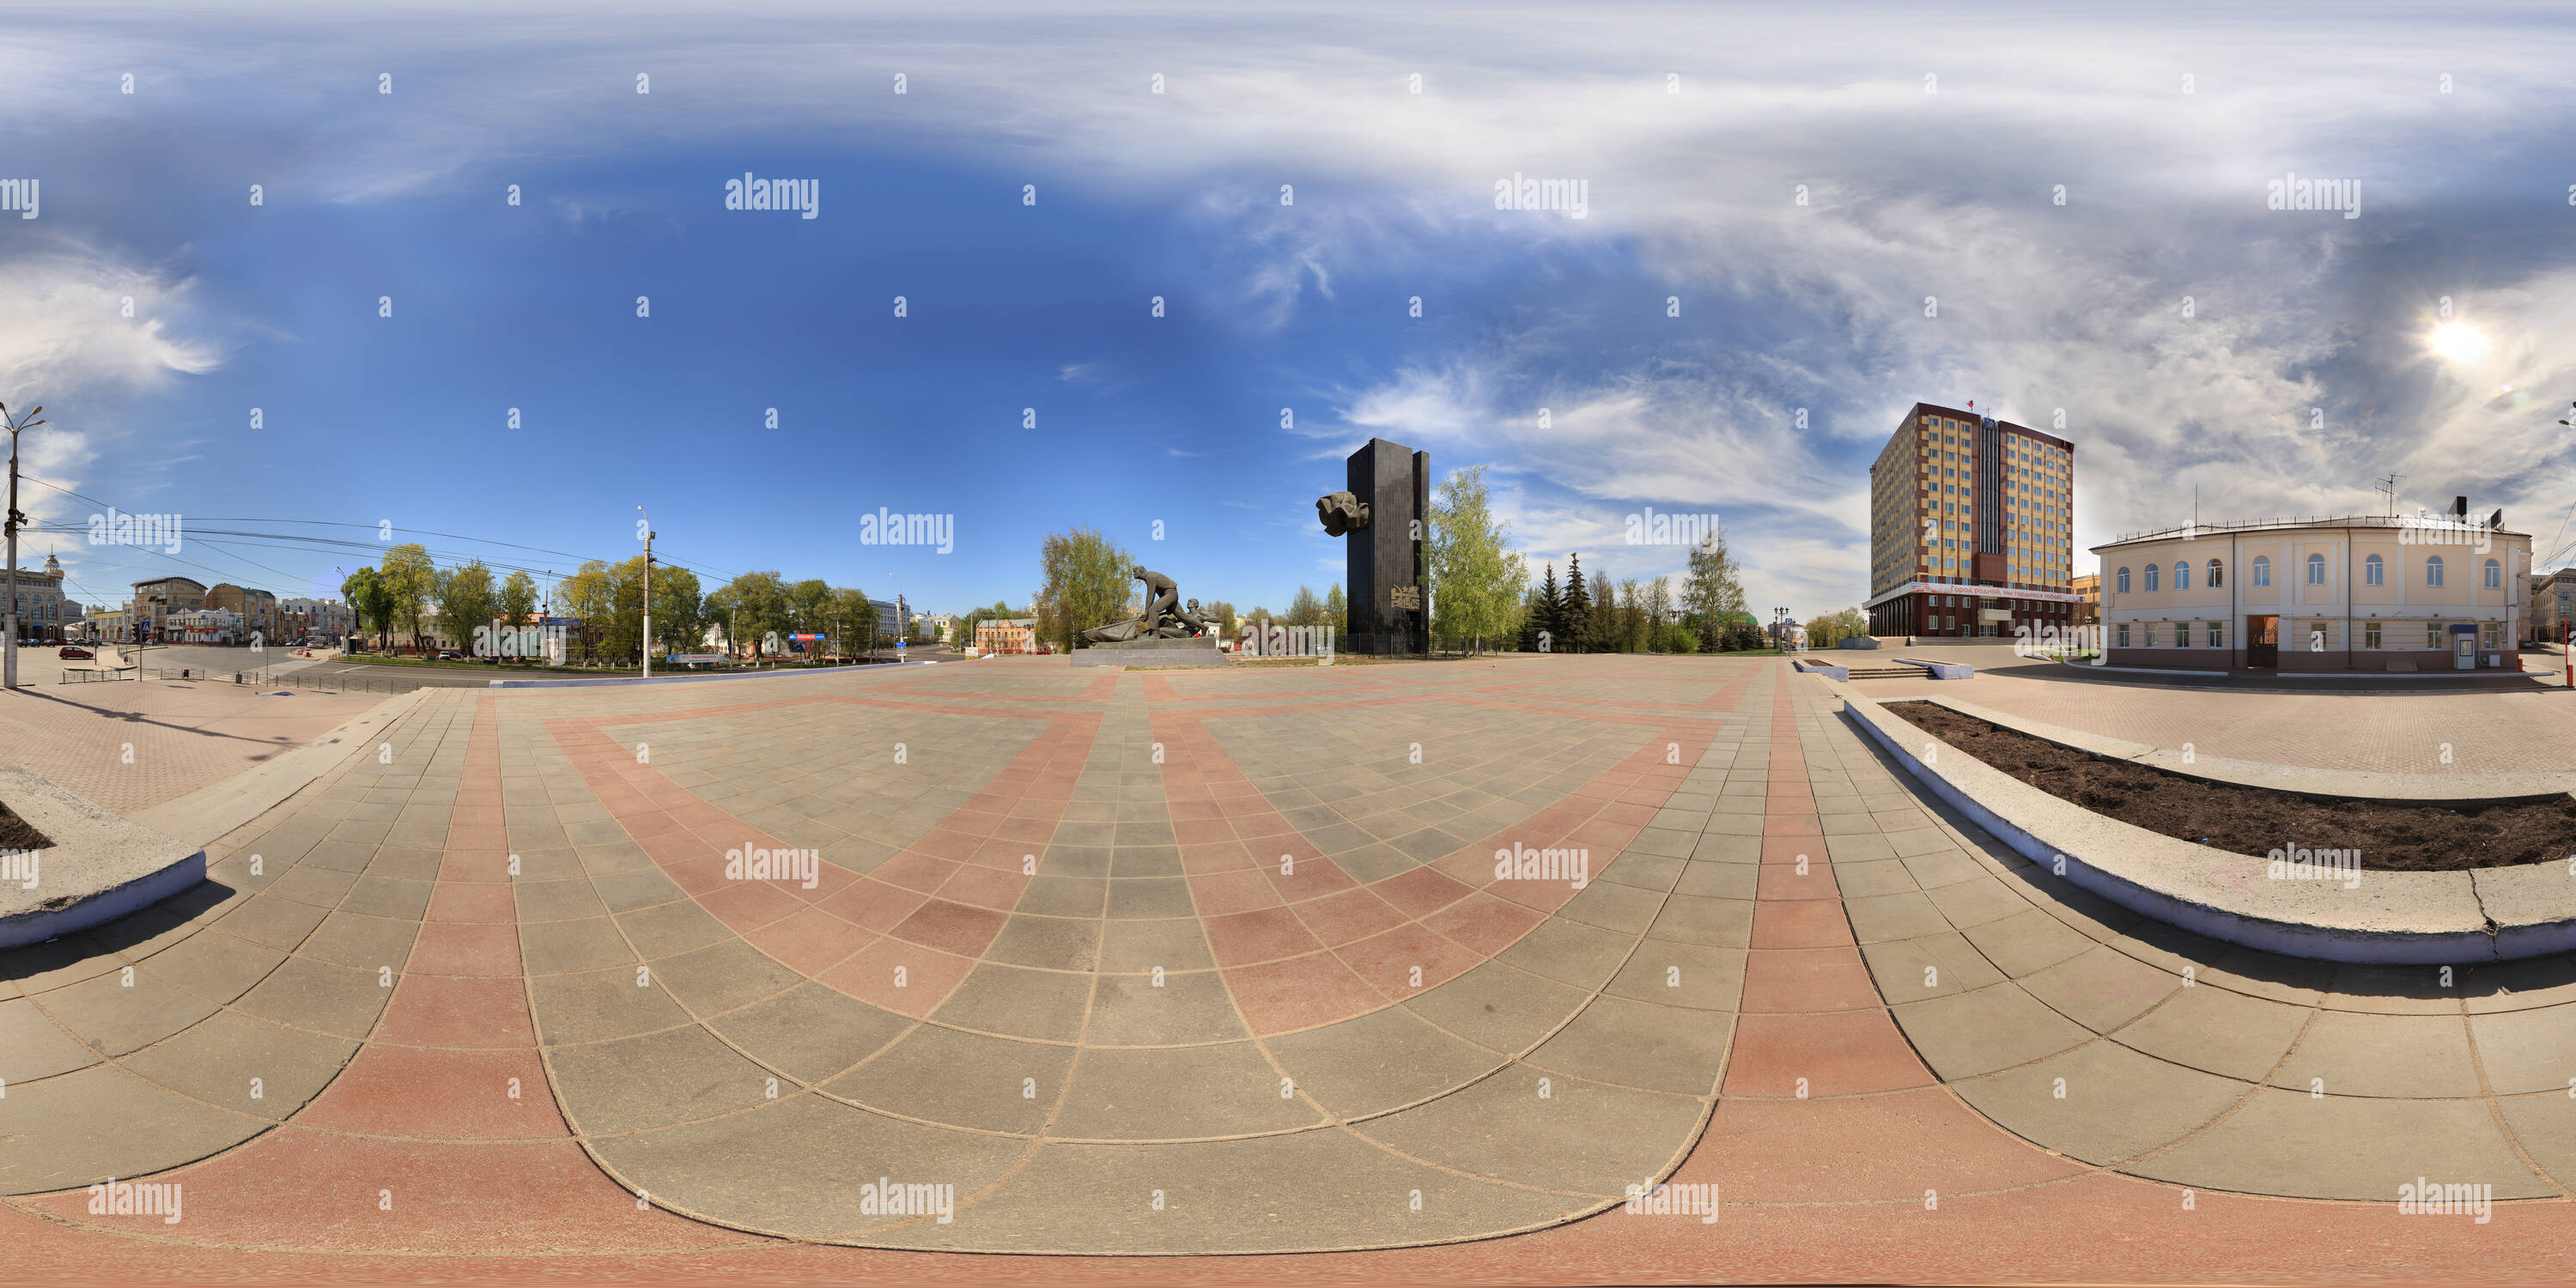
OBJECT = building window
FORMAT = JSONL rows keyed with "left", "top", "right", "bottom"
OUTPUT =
{"left": 2308, "top": 621, "right": 2336, "bottom": 651}
{"left": 2365, "top": 554, "right": 2384, "bottom": 586}
{"left": 2365, "top": 621, "right": 2382, "bottom": 650}
{"left": 2117, "top": 623, "right": 2131, "bottom": 647}
{"left": 2427, "top": 622, "right": 2441, "bottom": 649}
{"left": 2208, "top": 559, "right": 2223, "bottom": 588}
{"left": 2427, "top": 556, "right": 2445, "bottom": 587}
{"left": 2307, "top": 553, "right": 2327, "bottom": 585}
{"left": 2146, "top": 623, "right": 2159, "bottom": 647}
{"left": 2117, "top": 567, "right": 2131, "bottom": 593}
{"left": 2207, "top": 621, "right": 2224, "bottom": 648}
{"left": 2144, "top": 565, "right": 2160, "bottom": 592}
{"left": 2175, "top": 562, "right": 2191, "bottom": 591}
{"left": 2484, "top": 559, "right": 2501, "bottom": 590}
{"left": 2482, "top": 622, "right": 2500, "bottom": 649}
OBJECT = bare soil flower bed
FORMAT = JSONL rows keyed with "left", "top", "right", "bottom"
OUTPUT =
{"left": 1886, "top": 701, "right": 2576, "bottom": 872}
{"left": 0, "top": 800, "right": 52, "bottom": 852}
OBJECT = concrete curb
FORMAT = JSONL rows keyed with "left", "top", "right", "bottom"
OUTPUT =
{"left": 133, "top": 689, "right": 428, "bottom": 851}
{"left": 1792, "top": 659, "right": 1850, "bottom": 681}
{"left": 1837, "top": 691, "right": 2576, "bottom": 963}
{"left": 0, "top": 766, "right": 204, "bottom": 951}
{"left": 1893, "top": 658, "right": 1974, "bottom": 679}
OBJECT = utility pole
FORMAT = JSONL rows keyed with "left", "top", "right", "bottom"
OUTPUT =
{"left": 3, "top": 402, "right": 46, "bottom": 691}
{"left": 637, "top": 507, "right": 653, "bottom": 679}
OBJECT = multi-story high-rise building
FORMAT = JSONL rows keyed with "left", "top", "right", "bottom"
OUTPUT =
{"left": 1866, "top": 402, "right": 2077, "bottom": 638}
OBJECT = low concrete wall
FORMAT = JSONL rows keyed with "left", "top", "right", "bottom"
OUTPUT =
{"left": 1071, "top": 640, "right": 1231, "bottom": 668}
{"left": 1792, "top": 659, "right": 1850, "bottom": 681}
{"left": 1893, "top": 658, "right": 1973, "bottom": 679}
{"left": 1837, "top": 636, "right": 1884, "bottom": 650}
{"left": 1841, "top": 693, "right": 2576, "bottom": 963}
{"left": 0, "top": 766, "right": 204, "bottom": 951}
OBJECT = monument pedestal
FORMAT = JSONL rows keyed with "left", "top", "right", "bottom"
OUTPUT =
{"left": 1070, "top": 638, "right": 1231, "bottom": 668}
{"left": 1325, "top": 437, "right": 1429, "bottom": 656}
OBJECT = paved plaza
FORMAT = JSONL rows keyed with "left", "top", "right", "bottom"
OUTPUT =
{"left": 0, "top": 667, "right": 380, "bottom": 815}
{"left": 3, "top": 655, "right": 2574, "bottom": 1281}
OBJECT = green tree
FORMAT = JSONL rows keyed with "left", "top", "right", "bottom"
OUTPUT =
{"left": 1323, "top": 584, "right": 1346, "bottom": 641}
{"left": 1426, "top": 465, "right": 1528, "bottom": 657}
{"left": 379, "top": 543, "right": 437, "bottom": 654}
{"left": 1593, "top": 578, "right": 1619, "bottom": 653}
{"left": 827, "top": 586, "right": 878, "bottom": 657}
{"left": 556, "top": 561, "right": 616, "bottom": 664}
{"left": 707, "top": 571, "right": 790, "bottom": 658}
{"left": 651, "top": 563, "right": 704, "bottom": 658}
{"left": 1206, "top": 599, "right": 1238, "bottom": 641}
{"left": 1680, "top": 526, "right": 1747, "bottom": 650}
{"left": 439, "top": 561, "right": 498, "bottom": 659}
{"left": 341, "top": 567, "right": 397, "bottom": 653}
{"left": 787, "top": 579, "right": 831, "bottom": 635}
{"left": 1527, "top": 563, "right": 1561, "bottom": 652}
{"left": 1805, "top": 605, "right": 1870, "bottom": 648}
{"left": 1286, "top": 585, "right": 1325, "bottom": 629}
{"left": 1713, "top": 611, "right": 1765, "bottom": 652}
{"left": 499, "top": 570, "right": 538, "bottom": 630}
{"left": 1036, "top": 526, "right": 1134, "bottom": 652}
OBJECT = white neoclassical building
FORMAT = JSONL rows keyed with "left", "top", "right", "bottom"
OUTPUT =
{"left": 2091, "top": 509, "right": 2531, "bottom": 672}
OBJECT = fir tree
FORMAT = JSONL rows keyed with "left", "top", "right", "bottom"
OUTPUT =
{"left": 1562, "top": 554, "right": 1593, "bottom": 654}
{"left": 1534, "top": 563, "right": 1562, "bottom": 651}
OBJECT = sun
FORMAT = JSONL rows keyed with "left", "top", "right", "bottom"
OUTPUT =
{"left": 2428, "top": 321, "right": 2491, "bottom": 363}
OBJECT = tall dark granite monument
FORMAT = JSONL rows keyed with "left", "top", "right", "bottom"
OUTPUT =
{"left": 1315, "top": 437, "right": 1428, "bottom": 655}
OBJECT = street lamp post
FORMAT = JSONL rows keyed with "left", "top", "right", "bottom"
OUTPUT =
{"left": 3, "top": 402, "right": 46, "bottom": 691}
{"left": 637, "top": 507, "right": 654, "bottom": 679}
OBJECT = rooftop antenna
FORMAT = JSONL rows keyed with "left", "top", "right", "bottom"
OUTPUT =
{"left": 2374, "top": 472, "right": 2402, "bottom": 518}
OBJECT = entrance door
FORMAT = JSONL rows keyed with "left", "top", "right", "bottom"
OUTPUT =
{"left": 2246, "top": 615, "right": 2278, "bottom": 668}
{"left": 2455, "top": 634, "right": 2476, "bottom": 671}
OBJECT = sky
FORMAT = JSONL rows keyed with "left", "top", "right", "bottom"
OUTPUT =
{"left": 7, "top": 0, "right": 2576, "bottom": 621}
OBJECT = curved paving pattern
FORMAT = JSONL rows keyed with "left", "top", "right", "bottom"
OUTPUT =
{"left": 4, "top": 655, "right": 2575, "bottom": 1269}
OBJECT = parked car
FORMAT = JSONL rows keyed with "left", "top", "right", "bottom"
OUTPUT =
{"left": 58, "top": 645, "right": 94, "bottom": 659}
{"left": 436, "top": 649, "right": 465, "bottom": 660}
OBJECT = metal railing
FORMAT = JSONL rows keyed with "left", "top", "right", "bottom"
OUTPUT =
{"left": 58, "top": 664, "right": 408, "bottom": 695}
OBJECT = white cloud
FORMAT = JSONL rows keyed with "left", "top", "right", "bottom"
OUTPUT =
{"left": 0, "top": 240, "right": 221, "bottom": 404}
{"left": 0, "top": 241, "right": 220, "bottom": 575}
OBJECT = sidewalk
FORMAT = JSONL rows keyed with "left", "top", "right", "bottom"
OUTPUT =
{"left": 0, "top": 678, "right": 380, "bottom": 815}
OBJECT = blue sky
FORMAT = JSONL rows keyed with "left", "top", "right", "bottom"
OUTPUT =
{"left": 9, "top": 0, "right": 2576, "bottom": 620}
